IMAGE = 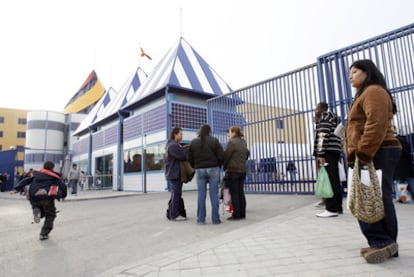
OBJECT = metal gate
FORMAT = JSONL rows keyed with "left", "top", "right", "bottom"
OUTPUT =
{"left": 208, "top": 23, "right": 414, "bottom": 194}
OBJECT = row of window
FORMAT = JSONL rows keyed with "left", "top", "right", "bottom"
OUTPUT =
{"left": 0, "top": 131, "right": 26, "bottom": 138}
{"left": 0, "top": 117, "right": 27, "bottom": 124}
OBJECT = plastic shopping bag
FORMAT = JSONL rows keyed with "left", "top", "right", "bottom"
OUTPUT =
{"left": 315, "top": 166, "right": 333, "bottom": 198}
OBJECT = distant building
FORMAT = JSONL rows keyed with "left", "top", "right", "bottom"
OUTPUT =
{"left": 0, "top": 107, "right": 29, "bottom": 174}
{"left": 24, "top": 70, "right": 106, "bottom": 176}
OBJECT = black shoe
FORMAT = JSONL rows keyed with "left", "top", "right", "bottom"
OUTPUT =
{"left": 39, "top": 234, "right": 49, "bottom": 240}
{"left": 227, "top": 216, "right": 240, "bottom": 221}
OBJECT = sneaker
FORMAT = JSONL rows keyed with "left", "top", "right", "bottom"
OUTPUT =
{"left": 33, "top": 208, "right": 41, "bottom": 223}
{"left": 316, "top": 210, "right": 338, "bottom": 218}
{"left": 363, "top": 243, "right": 398, "bottom": 264}
{"left": 39, "top": 234, "right": 49, "bottom": 240}
{"left": 173, "top": 215, "right": 187, "bottom": 221}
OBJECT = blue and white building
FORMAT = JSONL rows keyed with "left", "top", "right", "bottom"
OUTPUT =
{"left": 71, "top": 37, "right": 232, "bottom": 192}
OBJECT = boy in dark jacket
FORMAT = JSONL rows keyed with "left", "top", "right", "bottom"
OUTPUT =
{"left": 14, "top": 161, "right": 67, "bottom": 240}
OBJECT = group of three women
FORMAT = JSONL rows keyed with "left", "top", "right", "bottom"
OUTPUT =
{"left": 165, "top": 124, "right": 248, "bottom": 224}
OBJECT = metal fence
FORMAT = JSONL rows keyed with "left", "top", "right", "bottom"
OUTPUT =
{"left": 208, "top": 23, "right": 414, "bottom": 194}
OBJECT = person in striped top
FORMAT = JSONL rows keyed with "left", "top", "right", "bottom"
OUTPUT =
{"left": 313, "top": 102, "right": 343, "bottom": 217}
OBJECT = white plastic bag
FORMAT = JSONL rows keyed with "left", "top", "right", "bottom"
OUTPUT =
{"left": 338, "top": 162, "right": 346, "bottom": 182}
{"left": 223, "top": 188, "right": 231, "bottom": 206}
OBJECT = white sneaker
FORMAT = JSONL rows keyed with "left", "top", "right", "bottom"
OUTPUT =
{"left": 316, "top": 210, "right": 338, "bottom": 218}
{"left": 173, "top": 215, "right": 187, "bottom": 221}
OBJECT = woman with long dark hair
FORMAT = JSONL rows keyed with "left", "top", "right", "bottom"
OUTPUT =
{"left": 188, "top": 124, "right": 224, "bottom": 224}
{"left": 345, "top": 59, "right": 401, "bottom": 263}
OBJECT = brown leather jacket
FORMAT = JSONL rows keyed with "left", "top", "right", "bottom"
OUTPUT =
{"left": 345, "top": 85, "right": 401, "bottom": 165}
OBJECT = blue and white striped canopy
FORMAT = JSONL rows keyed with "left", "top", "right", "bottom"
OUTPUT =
{"left": 124, "top": 37, "right": 233, "bottom": 107}
{"left": 73, "top": 86, "right": 118, "bottom": 135}
{"left": 73, "top": 67, "right": 148, "bottom": 134}
{"left": 95, "top": 67, "right": 148, "bottom": 121}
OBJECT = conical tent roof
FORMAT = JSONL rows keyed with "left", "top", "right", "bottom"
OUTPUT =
{"left": 73, "top": 86, "right": 118, "bottom": 135}
{"left": 123, "top": 37, "right": 232, "bottom": 108}
{"left": 96, "top": 67, "right": 147, "bottom": 120}
{"left": 73, "top": 67, "right": 147, "bottom": 135}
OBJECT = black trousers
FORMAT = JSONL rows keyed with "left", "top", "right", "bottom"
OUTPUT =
{"left": 31, "top": 200, "right": 57, "bottom": 236}
{"left": 168, "top": 179, "right": 183, "bottom": 219}
{"left": 324, "top": 152, "right": 343, "bottom": 213}
{"left": 227, "top": 172, "right": 247, "bottom": 219}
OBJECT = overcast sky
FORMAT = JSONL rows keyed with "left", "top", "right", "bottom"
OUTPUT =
{"left": 1, "top": 0, "right": 413, "bottom": 112}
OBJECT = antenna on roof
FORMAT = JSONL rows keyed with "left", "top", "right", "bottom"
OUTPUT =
{"left": 92, "top": 48, "right": 96, "bottom": 69}
{"left": 180, "top": 7, "right": 183, "bottom": 37}
{"left": 109, "top": 64, "right": 112, "bottom": 87}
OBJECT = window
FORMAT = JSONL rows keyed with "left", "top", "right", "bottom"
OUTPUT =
{"left": 0, "top": 117, "right": 4, "bottom": 123}
{"left": 124, "top": 148, "right": 142, "bottom": 173}
{"left": 145, "top": 143, "right": 165, "bottom": 171}
{"left": 18, "top": 118, "right": 27, "bottom": 124}
{"left": 0, "top": 131, "right": 3, "bottom": 137}
{"left": 17, "top": 132, "right": 26, "bottom": 138}
{"left": 0, "top": 145, "right": 2, "bottom": 151}
{"left": 276, "top": 119, "right": 284, "bottom": 129}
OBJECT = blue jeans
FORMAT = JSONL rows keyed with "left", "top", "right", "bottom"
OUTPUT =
{"left": 196, "top": 167, "right": 221, "bottom": 224}
{"left": 358, "top": 148, "right": 401, "bottom": 248}
{"left": 69, "top": 179, "right": 78, "bottom": 194}
{"left": 289, "top": 171, "right": 296, "bottom": 182}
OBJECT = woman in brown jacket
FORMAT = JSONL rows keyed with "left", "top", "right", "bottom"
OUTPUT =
{"left": 345, "top": 59, "right": 401, "bottom": 264}
{"left": 223, "top": 126, "right": 249, "bottom": 220}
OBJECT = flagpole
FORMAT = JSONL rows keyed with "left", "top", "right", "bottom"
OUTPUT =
{"left": 109, "top": 64, "right": 112, "bottom": 87}
{"left": 138, "top": 42, "right": 141, "bottom": 66}
{"left": 92, "top": 48, "right": 96, "bottom": 69}
{"left": 180, "top": 7, "right": 183, "bottom": 37}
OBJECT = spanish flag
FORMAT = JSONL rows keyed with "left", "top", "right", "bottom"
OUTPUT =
{"left": 140, "top": 48, "right": 152, "bottom": 60}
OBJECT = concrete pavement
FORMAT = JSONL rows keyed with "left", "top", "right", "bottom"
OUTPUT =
{"left": 2, "top": 190, "right": 413, "bottom": 276}
{"left": 96, "top": 198, "right": 414, "bottom": 277}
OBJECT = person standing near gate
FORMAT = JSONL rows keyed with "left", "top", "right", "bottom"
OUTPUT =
{"left": 286, "top": 161, "right": 297, "bottom": 182}
{"left": 68, "top": 163, "right": 80, "bottom": 195}
{"left": 313, "top": 102, "right": 343, "bottom": 217}
{"left": 165, "top": 127, "right": 187, "bottom": 221}
{"left": 223, "top": 126, "right": 249, "bottom": 221}
{"left": 188, "top": 124, "right": 224, "bottom": 224}
{"left": 345, "top": 59, "right": 401, "bottom": 263}
{"left": 393, "top": 133, "right": 414, "bottom": 201}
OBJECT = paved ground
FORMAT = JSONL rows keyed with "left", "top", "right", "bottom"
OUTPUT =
{"left": 1, "top": 190, "right": 413, "bottom": 277}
